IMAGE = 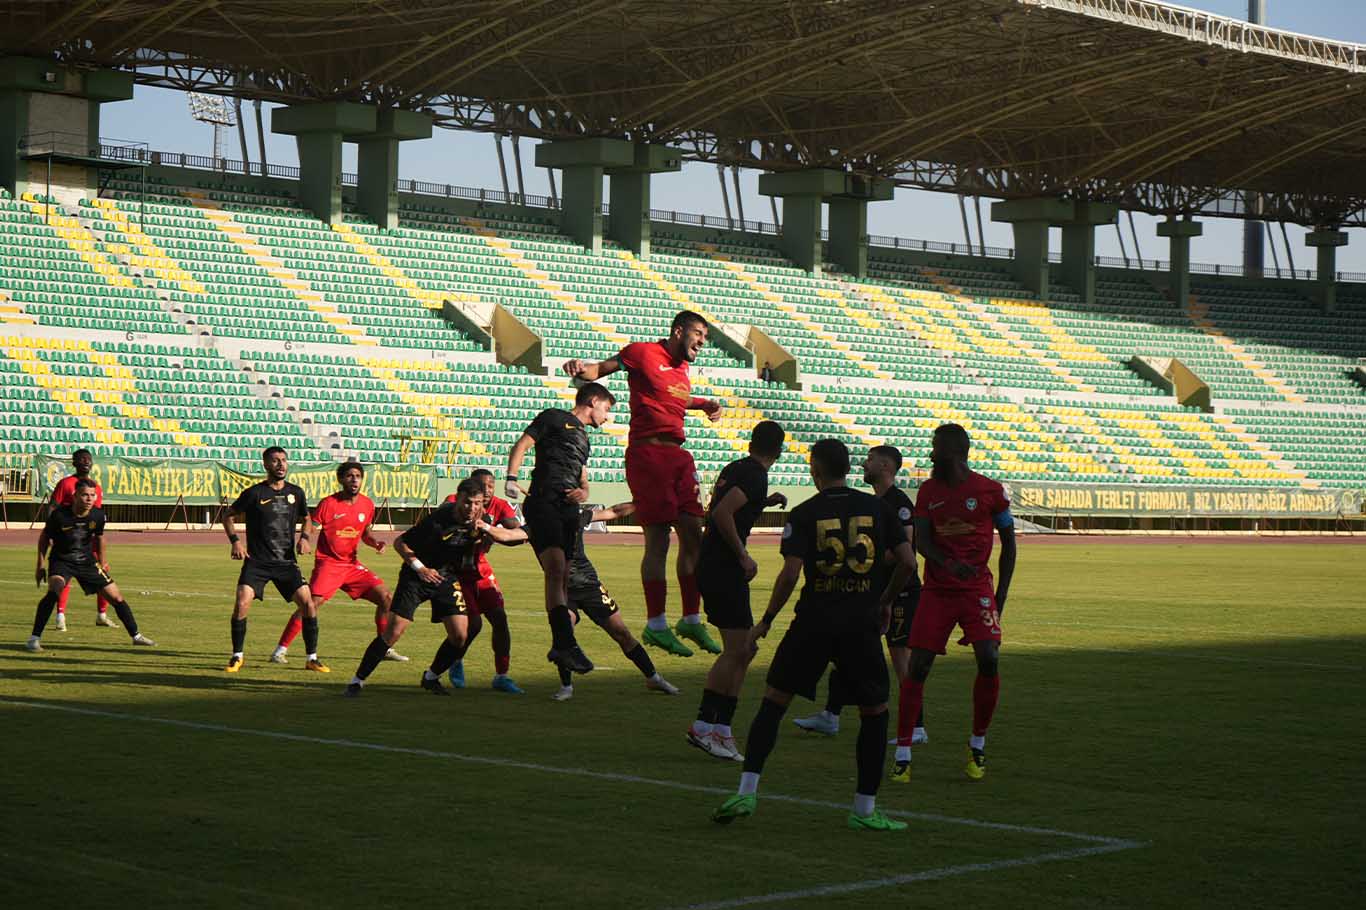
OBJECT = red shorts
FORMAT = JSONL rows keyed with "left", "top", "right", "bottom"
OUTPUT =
{"left": 310, "top": 559, "right": 384, "bottom": 602}
{"left": 908, "top": 586, "right": 1002, "bottom": 655}
{"left": 625, "top": 443, "right": 704, "bottom": 526}
{"left": 458, "top": 569, "right": 505, "bottom": 616}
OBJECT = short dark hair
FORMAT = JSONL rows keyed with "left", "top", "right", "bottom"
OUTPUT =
{"left": 810, "top": 438, "right": 850, "bottom": 479}
{"left": 469, "top": 468, "right": 494, "bottom": 482}
{"left": 455, "top": 477, "right": 486, "bottom": 500}
{"left": 934, "top": 423, "right": 971, "bottom": 456}
{"left": 671, "top": 310, "right": 708, "bottom": 334}
{"left": 74, "top": 477, "right": 98, "bottom": 492}
{"left": 72, "top": 448, "right": 92, "bottom": 459}
{"left": 336, "top": 461, "right": 364, "bottom": 481}
{"left": 575, "top": 382, "right": 616, "bottom": 407}
{"left": 263, "top": 446, "right": 287, "bottom": 460}
{"left": 868, "top": 444, "right": 903, "bottom": 472}
{"left": 750, "top": 420, "right": 785, "bottom": 458}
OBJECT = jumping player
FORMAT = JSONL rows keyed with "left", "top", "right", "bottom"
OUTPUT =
{"left": 562, "top": 310, "right": 724, "bottom": 659}
{"left": 504, "top": 382, "right": 616, "bottom": 677}
{"left": 550, "top": 500, "right": 680, "bottom": 702}
{"left": 446, "top": 468, "right": 523, "bottom": 694}
{"left": 795, "top": 445, "right": 927, "bottom": 743}
{"left": 892, "top": 423, "right": 1016, "bottom": 783}
{"left": 687, "top": 421, "right": 787, "bottom": 762}
{"left": 271, "top": 461, "right": 407, "bottom": 665}
{"left": 49, "top": 448, "right": 116, "bottom": 631}
{"left": 222, "top": 446, "right": 322, "bottom": 674}
{"left": 711, "top": 439, "right": 916, "bottom": 831}
{"left": 28, "top": 478, "right": 156, "bottom": 652}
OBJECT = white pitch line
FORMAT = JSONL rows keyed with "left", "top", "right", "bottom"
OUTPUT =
{"left": 1, "top": 697, "right": 1135, "bottom": 847}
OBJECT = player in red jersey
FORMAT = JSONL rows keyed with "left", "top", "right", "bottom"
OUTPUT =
{"left": 561, "top": 310, "right": 724, "bottom": 659}
{"left": 444, "top": 468, "right": 524, "bottom": 694}
{"left": 270, "top": 462, "right": 407, "bottom": 664}
{"left": 49, "top": 449, "right": 116, "bottom": 631}
{"left": 892, "top": 423, "right": 1016, "bottom": 784}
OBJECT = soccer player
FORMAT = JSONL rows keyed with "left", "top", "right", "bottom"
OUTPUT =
{"left": 711, "top": 439, "right": 915, "bottom": 831}
{"left": 891, "top": 423, "right": 1016, "bottom": 784}
{"left": 270, "top": 461, "right": 408, "bottom": 665}
{"left": 562, "top": 310, "right": 724, "bottom": 658}
{"left": 222, "top": 446, "right": 322, "bottom": 674}
{"left": 342, "top": 478, "right": 520, "bottom": 697}
{"left": 49, "top": 448, "right": 116, "bottom": 631}
{"left": 446, "top": 468, "right": 523, "bottom": 694}
{"left": 550, "top": 500, "right": 680, "bottom": 702}
{"left": 795, "top": 445, "right": 927, "bottom": 743}
{"left": 504, "top": 382, "right": 616, "bottom": 677}
{"left": 687, "top": 421, "right": 788, "bottom": 761}
{"left": 28, "top": 478, "right": 156, "bottom": 651}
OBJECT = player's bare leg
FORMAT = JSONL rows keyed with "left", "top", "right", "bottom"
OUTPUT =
{"left": 601, "top": 610, "right": 678, "bottom": 694}
{"left": 96, "top": 581, "right": 156, "bottom": 647}
{"left": 539, "top": 546, "right": 593, "bottom": 674}
{"left": 640, "top": 523, "right": 692, "bottom": 656}
{"left": 344, "top": 612, "right": 412, "bottom": 695}
{"left": 690, "top": 627, "right": 754, "bottom": 760}
{"left": 966, "top": 639, "right": 1000, "bottom": 779}
{"left": 672, "top": 514, "right": 720, "bottom": 654}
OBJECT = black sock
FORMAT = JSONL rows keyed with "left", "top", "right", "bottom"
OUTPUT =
{"left": 917, "top": 705, "right": 925, "bottom": 728}
{"left": 110, "top": 599, "right": 139, "bottom": 637}
{"left": 355, "top": 635, "right": 390, "bottom": 681}
{"left": 697, "top": 688, "right": 724, "bottom": 724}
{"left": 230, "top": 616, "right": 247, "bottom": 653}
{"left": 429, "top": 638, "right": 462, "bottom": 676}
{"left": 721, "top": 695, "right": 740, "bottom": 727}
{"left": 824, "top": 669, "right": 845, "bottom": 716}
{"left": 856, "top": 710, "right": 890, "bottom": 796}
{"left": 301, "top": 616, "right": 319, "bottom": 655}
{"left": 624, "top": 643, "right": 656, "bottom": 679}
{"left": 32, "top": 591, "right": 59, "bottom": 637}
{"left": 741, "top": 697, "right": 787, "bottom": 775}
{"left": 548, "top": 605, "right": 575, "bottom": 650}
{"left": 558, "top": 665, "right": 573, "bottom": 687}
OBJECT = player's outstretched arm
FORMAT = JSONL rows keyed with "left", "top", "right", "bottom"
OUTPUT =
{"left": 751, "top": 555, "right": 802, "bottom": 647}
{"left": 995, "top": 524, "right": 1017, "bottom": 615}
{"left": 687, "top": 396, "right": 723, "bottom": 421}
{"left": 590, "top": 501, "right": 636, "bottom": 523}
{"left": 562, "top": 355, "right": 621, "bottom": 382}
{"left": 477, "top": 520, "right": 528, "bottom": 546}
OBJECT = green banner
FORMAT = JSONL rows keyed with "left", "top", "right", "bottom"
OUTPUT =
{"left": 35, "top": 456, "right": 437, "bottom": 507}
{"left": 1010, "top": 481, "right": 1363, "bottom": 517}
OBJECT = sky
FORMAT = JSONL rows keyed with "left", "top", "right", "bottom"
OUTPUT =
{"left": 100, "top": 1, "right": 1366, "bottom": 272}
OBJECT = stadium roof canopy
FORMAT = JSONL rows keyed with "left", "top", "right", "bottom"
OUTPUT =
{"left": 5, "top": 0, "right": 1366, "bottom": 225}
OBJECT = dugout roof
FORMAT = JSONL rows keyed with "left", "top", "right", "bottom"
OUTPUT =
{"left": 5, "top": 0, "right": 1366, "bottom": 224}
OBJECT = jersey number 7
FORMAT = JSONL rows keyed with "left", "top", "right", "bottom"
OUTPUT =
{"left": 814, "top": 517, "right": 876, "bottom": 576}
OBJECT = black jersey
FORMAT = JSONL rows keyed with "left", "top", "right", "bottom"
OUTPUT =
{"left": 567, "top": 507, "right": 602, "bottom": 592}
{"left": 699, "top": 456, "right": 769, "bottom": 572}
{"left": 881, "top": 485, "right": 921, "bottom": 592}
{"left": 399, "top": 500, "right": 486, "bottom": 575}
{"left": 780, "top": 486, "right": 907, "bottom": 623}
{"left": 524, "top": 408, "right": 590, "bottom": 504}
{"left": 230, "top": 481, "right": 308, "bottom": 564}
{"left": 45, "top": 505, "right": 105, "bottom": 565}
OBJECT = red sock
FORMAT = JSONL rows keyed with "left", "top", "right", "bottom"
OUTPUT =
{"left": 278, "top": 615, "right": 303, "bottom": 649}
{"left": 495, "top": 654, "right": 510, "bottom": 676}
{"left": 96, "top": 592, "right": 108, "bottom": 614}
{"left": 643, "top": 579, "right": 667, "bottom": 620}
{"left": 678, "top": 573, "right": 700, "bottom": 618}
{"left": 376, "top": 615, "right": 388, "bottom": 638}
{"left": 972, "top": 674, "right": 1000, "bottom": 737}
{"left": 896, "top": 678, "right": 925, "bottom": 746}
{"left": 56, "top": 583, "right": 71, "bottom": 615}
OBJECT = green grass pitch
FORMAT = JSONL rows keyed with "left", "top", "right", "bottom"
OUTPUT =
{"left": 1, "top": 537, "right": 1361, "bottom": 909}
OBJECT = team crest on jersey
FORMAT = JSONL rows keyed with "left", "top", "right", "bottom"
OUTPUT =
{"left": 357, "top": 512, "right": 366, "bottom": 521}
{"left": 87, "top": 521, "right": 96, "bottom": 530}
{"left": 897, "top": 507, "right": 911, "bottom": 521}
{"left": 287, "top": 494, "right": 296, "bottom": 504}
{"left": 979, "top": 596, "right": 991, "bottom": 608}
{"left": 965, "top": 497, "right": 978, "bottom": 511}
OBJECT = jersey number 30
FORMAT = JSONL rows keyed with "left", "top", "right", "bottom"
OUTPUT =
{"left": 815, "top": 517, "right": 876, "bottom": 576}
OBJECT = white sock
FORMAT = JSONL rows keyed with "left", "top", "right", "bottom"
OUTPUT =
{"left": 692, "top": 720, "right": 714, "bottom": 735}
{"left": 493, "top": 673, "right": 507, "bottom": 681}
{"left": 28, "top": 635, "right": 39, "bottom": 644}
{"left": 646, "top": 615, "right": 668, "bottom": 631}
{"left": 273, "top": 645, "right": 286, "bottom": 656}
{"left": 680, "top": 613, "right": 701, "bottom": 625}
{"left": 969, "top": 734, "right": 986, "bottom": 751}
{"left": 914, "top": 726, "right": 926, "bottom": 738}
{"left": 853, "top": 793, "right": 876, "bottom": 818}
{"left": 349, "top": 675, "right": 363, "bottom": 686}
{"left": 738, "top": 772, "right": 760, "bottom": 796}
{"left": 422, "top": 669, "right": 438, "bottom": 681}
{"left": 822, "top": 709, "right": 839, "bottom": 724}
{"left": 648, "top": 672, "right": 664, "bottom": 684}
{"left": 307, "top": 653, "right": 318, "bottom": 662}
{"left": 232, "top": 651, "right": 243, "bottom": 660}
{"left": 895, "top": 745, "right": 911, "bottom": 762}
{"left": 715, "top": 724, "right": 732, "bottom": 739}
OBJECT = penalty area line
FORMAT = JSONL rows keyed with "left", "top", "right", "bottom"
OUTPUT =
{"left": 3, "top": 697, "right": 1138, "bottom": 849}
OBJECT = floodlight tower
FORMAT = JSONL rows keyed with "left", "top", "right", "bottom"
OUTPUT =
{"left": 187, "top": 92, "right": 237, "bottom": 165}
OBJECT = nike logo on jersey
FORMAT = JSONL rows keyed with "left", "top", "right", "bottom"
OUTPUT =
{"left": 333, "top": 513, "right": 345, "bottom": 519}
{"left": 928, "top": 501, "right": 945, "bottom": 510}
{"left": 657, "top": 363, "right": 673, "bottom": 371}
{"left": 259, "top": 498, "right": 273, "bottom": 505}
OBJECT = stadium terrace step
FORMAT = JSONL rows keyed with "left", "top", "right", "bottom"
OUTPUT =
{"left": 796, "top": 388, "right": 879, "bottom": 449}
{"left": 21, "top": 197, "right": 137, "bottom": 291}
{"left": 962, "top": 300, "right": 1095, "bottom": 393}
{"left": 1206, "top": 413, "right": 1312, "bottom": 486}
{"left": 690, "top": 375, "right": 811, "bottom": 460}
{"left": 80, "top": 348, "right": 204, "bottom": 448}
{"left": 86, "top": 198, "right": 206, "bottom": 295}
{"left": 356, "top": 355, "right": 489, "bottom": 458}
{"left": 2, "top": 340, "right": 127, "bottom": 445}
{"left": 331, "top": 222, "right": 451, "bottom": 311}
{"left": 0, "top": 292, "right": 34, "bottom": 324}
{"left": 1184, "top": 295, "right": 1306, "bottom": 404}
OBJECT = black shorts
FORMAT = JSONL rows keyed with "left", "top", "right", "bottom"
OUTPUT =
{"left": 766, "top": 611, "right": 889, "bottom": 706}
{"left": 237, "top": 559, "right": 306, "bottom": 602}
{"left": 568, "top": 583, "right": 620, "bottom": 627}
{"left": 50, "top": 559, "right": 112, "bottom": 596}
{"left": 390, "top": 566, "right": 469, "bottom": 623}
{"left": 699, "top": 566, "right": 752, "bottom": 630}
{"left": 522, "top": 497, "right": 580, "bottom": 560}
{"left": 885, "top": 586, "right": 920, "bottom": 650}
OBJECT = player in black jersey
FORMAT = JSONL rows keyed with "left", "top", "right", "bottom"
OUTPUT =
{"left": 27, "top": 479, "right": 156, "bottom": 652}
{"left": 504, "top": 382, "right": 615, "bottom": 677}
{"left": 222, "top": 447, "right": 320, "bottom": 674}
{"left": 343, "top": 478, "right": 522, "bottom": 697}
{"left": 687, "top": 421, "right": 787, "bottom": 762}
{"left": 795, "top": 445, "right": 927, "bottom": 744}
{"left": 712, "top": 439, "right": 916, "bottom": 832}
{"left": 550, "top": 501, "right": 680, "bottom": 702}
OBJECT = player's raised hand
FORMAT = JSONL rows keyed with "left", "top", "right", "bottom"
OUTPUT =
{"left": 230, "top": 539, "right": 247, "bottom": 561}
{"left": 504, "top": 478, "right": 523, "bottom": 501}
{"left": 562, "top": 358, "right": 587, "bottom": 379}
{"left": 696, "top": 398, "right": 723, "bottom": 421}
{"left": 765, "top": 492, "right": 788, "bottom": 509}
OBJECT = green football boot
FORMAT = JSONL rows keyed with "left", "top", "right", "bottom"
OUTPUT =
{"left": 642, "top": 624, "right": 694, "bottom": 657}
{"left": 712, "top": 793, "right": 757, "bottom": 825}
{"left": 675, "top": 619, "right": 722, "bottom": 655}
{"left": 847, "top": 810, "right": 908, "bottom": 832}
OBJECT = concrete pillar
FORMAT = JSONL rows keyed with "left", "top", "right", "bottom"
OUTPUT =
{"left": 605, "top": 144, "right": 682, "bottom": 258}
{"left": 1306, "top": 228, "right": 1347, "bottom": 313}
{"left": 1157, "top": 217, "right": 1203, "bottom": 308}
{"left": 992, "top": 198, "right": 1073, "bottom": 298}
{"left": 1059, "top": 201, "right": 1117, "bottom": 305}
{"left": 353, "top": 108, "right": 431, "bottom": 229}
{"left": 272, "top": 102, "right": 376, "bottom": 223}
{"left": 535, "top": 139, "right": 637, "bottom": 254}
{"left": 826, "top": 177, "right": 893, "bottom": 278}
{"left": 758, "top": 169, "right": 847, "bottom": 274}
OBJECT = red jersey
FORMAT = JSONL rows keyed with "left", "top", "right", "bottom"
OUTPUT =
{"left": 311, "top": 492, "right": 376, "bottom": 563}
{"left": 53, "top": 475, "right": 103, "bottom": 509}
{"left": 445, "top": 493, "right": 517, "bottom": 564}
{"left": 914, "top": 471, "right": 1012, "bottom": 592}
{"left": 619, "top": 340, "right": 691, "bottom": 444}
